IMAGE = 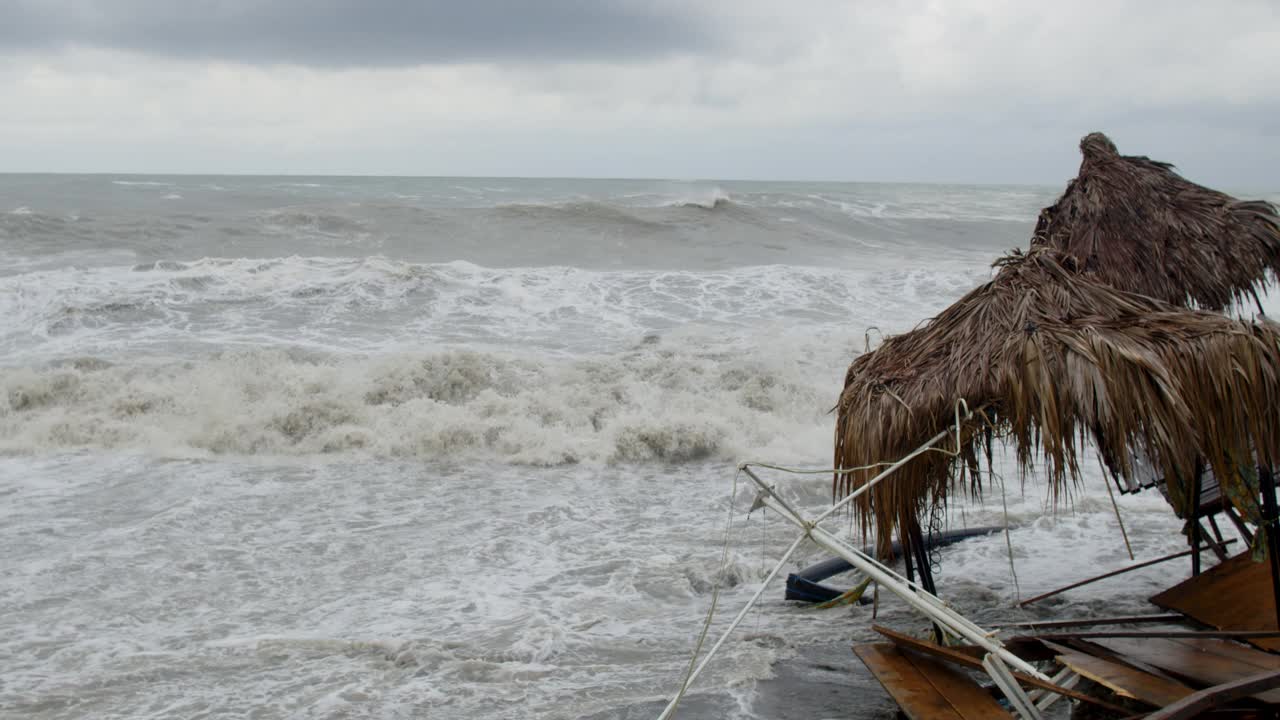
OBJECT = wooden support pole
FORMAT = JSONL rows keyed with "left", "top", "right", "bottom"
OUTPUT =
{"left": 1017, "top": 540, "right": 1237, "bottom": 608}
{"left": 1190, "top": 470, "right": 1202, "bottom": 577}
{"left": 905, "top": 517, "right": 944, "bottom": 644}
{"left": 1222, "top": 503, "right": 1254, "bottom": 545}
{"left": 901, "top": 527, "right": 915, "bottom": 585}
{"left": 1208, "top": 515, "right": 1228, "bottom": 543}
{"left": 1259, "top": 466, "right": 1280, "bottom": 630}
{"left": 1182, "top": 468, "right": 1203, "bottom": 573}
{"left": 1196, "top": 520, "right": 1229, "bottom": 562}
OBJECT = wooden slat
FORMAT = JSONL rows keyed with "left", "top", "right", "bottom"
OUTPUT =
{"left": 1093, "top": 637, "right": 1280, "bottom": 704}
{"left": 856, "top": 644, "right": 964, "bottom": 720}
{"left": 870, "top": 625, "right": 1132, "bottom": 715}
{"left": 1025, "top": 629, "right": 1280, "bottom": 641}
{"left": 1145, "top": 668, "right": 1280, "bottom": 720}
{"left": 1041, "top": 640, "right": 1194, "bottom": 707}
{"left": 1151, "top": 550, "right": 1280, "bottom": 652}
{"left": 899, "top": 648, "right": 1010, "bottom": 719}
{"left": 1171, "top": 636, "right": 1280, "bottom": 680}
{"left": 1059, "top": 639, "right": 1184, "bottom": 684}
{"left": 992, "top": 613, "right": 1184, "bottom": 631}
{"left": 854, "top": 643, "right": 1012, "bottom": 720}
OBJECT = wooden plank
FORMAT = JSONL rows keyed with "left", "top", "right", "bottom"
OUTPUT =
{"left": 992, "top": 613, "right": 1184, "bottom": 631}
{"left": 900, "top": 648, "right": 1014, "bottom": 720}
{"left": 1041, "top": 640, "right": 1194, "bottom": 707}
{"left": 1145, "top": 668, "right": 1280, "bottom": 720}
{"left": 1171, "top": 637, "right": 1280, "bottom": 672}
{"left": 1151, "top": 550, "right": 1280, "bottom": 652}
{"left": 854, "top": 643, "right": 1012, "bottom": 719}
{"left": 1024, "top": 629, "right": 1280, "bottom": 641}
{"left": 1093, "top": 637, "right": 1280, "bottom": 704}
{"left": 870, "top": 625, "right": 1133, "bottom": 715}
{"left": 1060, "top": 639, "right": 1184, "bottom": 685}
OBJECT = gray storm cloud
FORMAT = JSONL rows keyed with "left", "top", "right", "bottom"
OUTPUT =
{"left": 0, "top": 0, "right": 717, "bottom": 65}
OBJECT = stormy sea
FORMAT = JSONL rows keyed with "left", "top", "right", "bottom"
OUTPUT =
{"left": 2, "top": 175, "right": 1275, "bottom": 719}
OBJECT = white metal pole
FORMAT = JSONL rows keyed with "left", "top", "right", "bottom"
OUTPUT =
{"left": 752, "top": 491, "right": 1049, "bottom": 681}
{"left": 656, "top": 532, "right": 808, "bottom": 720}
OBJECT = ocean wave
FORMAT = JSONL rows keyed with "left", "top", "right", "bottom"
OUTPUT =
{"left": 491, "top": 200, "right": 669, "bottom": 230}
{"left": 0, "top": 347, "right": 836, "bottom": 465}
{"left": 0, "top": 209, "right": 78, "bottom": 236}
{"left": 661, "top": 186, "right": 732, "bottom": 210}
{"left": 0, "top": 256, "right": 980, "bottom": 360}
{"left": 255, "top": 207, "right": 372, "bottom": 237}
{"left": 804, "top": 193, "right": 1040, "bottom": 222}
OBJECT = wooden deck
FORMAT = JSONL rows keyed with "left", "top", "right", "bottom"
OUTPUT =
{"left": 1153, "top": 551, "right": 1280, "bottom": 652}
{"left": 855, "top": 606, "right": 1280, "bottom": 718}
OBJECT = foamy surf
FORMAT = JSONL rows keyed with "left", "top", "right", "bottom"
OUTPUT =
{"left": 0, "top": 255, "right": 989, "bottom": 361}
{"left": 1, "top": 346, "right": 836, "bottom": 465}
{"left": 2, "top": 174, "right": 1247, "bottom": 720}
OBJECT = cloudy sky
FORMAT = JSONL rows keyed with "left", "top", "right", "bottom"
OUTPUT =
{"left": 2, "top": 0, "right": 1278, "bottom": 185}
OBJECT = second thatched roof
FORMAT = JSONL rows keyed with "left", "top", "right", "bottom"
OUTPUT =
{"left": 1033, "top": 132, "right": 1280, "bottom": 311}
{"left": 834, "top": 247, "right": 1280, "bottom": 553}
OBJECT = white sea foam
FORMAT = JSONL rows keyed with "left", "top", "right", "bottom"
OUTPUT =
{"left": 0, "top": 441, "right": 1210, "bottom": 719}
{"left": 0, "top": 256, "right": 988, "bottom": 361}
{"left": 0, "top": 453, "right": 809, "bottom": 719}
{"left": 801, "top": 190, "right": 1045, "bottom": 222}
{"left": 0, "top": 346, "right": 837, "bottom": 465}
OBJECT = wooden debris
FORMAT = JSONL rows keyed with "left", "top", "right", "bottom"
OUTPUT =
{"left": 1017, "top": 541, "right": 1236, "bottom": 607}
{"left": 1144, "top": 668, "right": 1280, "bottom": 720}
{"left": 1092, "top": 637, "right": 1280, "bottom": 704}
{"left": 1021, "top": 629, "right": 1280, "bottom": 641}
{"left": 1152, "top": 551, "right": 1280, "bottom": 652}
{"left": 870, "top": 625, "right": 1132, "bottom": 714}
{"left": 854, "top": 643, "right": 1013, "bottom": 720}
{"left": 992, "top": 613, "right": 1183, "bottom": 630}
{"left": 1041, "top": 640, "right": 1194, "bottom": 708}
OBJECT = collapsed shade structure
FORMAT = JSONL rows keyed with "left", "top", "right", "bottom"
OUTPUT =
{"left": 1033, "top": 132, "right": 1280, "bottom": 311}
{"left": 833, "top": 248, "right": 1280, "bottom": 554}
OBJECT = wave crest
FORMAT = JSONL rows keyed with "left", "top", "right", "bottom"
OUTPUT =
{"left": 664, "top": 186, "right": 732, "bottom": 210}
{"left": 1, "top": 348, "right": 835, "bottom": 465}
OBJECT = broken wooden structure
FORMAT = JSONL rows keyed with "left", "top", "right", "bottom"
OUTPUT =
{"left": 652, "top": 136, "right": 1280, "bottom": 719}
{"left": 856, "top": 537, "right": 1280, "bottom": 719}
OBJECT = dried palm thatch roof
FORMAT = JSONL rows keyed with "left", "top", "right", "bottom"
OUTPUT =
{"left": 834, "top": 248, "right": 1280, "bottom": 555}
{"left": 1032, "top": 132, "right": 1280, "bottom": 311}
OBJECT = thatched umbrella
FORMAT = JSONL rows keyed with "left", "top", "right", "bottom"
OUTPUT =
{"left": 1032, "top": 132, "right": 1280, "bottom": 312}
{"left": 833, "top": 248, "right": 1280, "bottom": 556}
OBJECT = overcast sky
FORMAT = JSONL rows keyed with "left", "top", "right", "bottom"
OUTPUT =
{"left": 2, "top": 0, "right": 1278, "bottom": 185}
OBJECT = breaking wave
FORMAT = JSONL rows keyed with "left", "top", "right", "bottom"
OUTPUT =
{"left": 3, "top": 255, "right": 977, "bottom": 358}
{"left": 0, "top": 347, "right": 836, "bottom": 465}
{"left": 663, "top": 186, "right": 732, "bottom": 210}
{"left": 491, "top": 200, "right": 669, "bottom": 230}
